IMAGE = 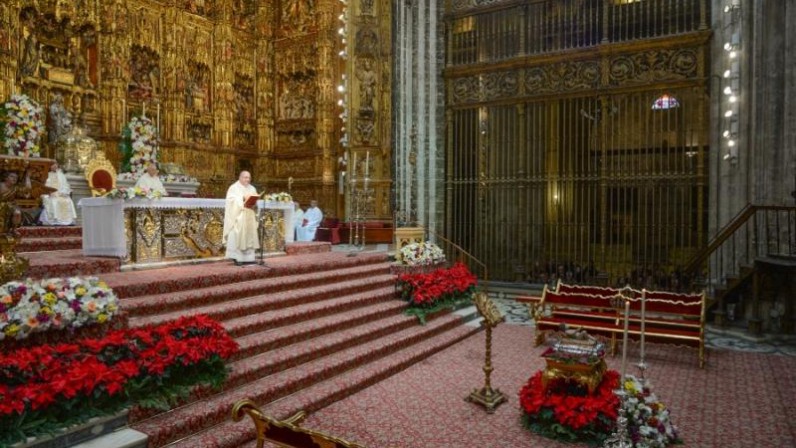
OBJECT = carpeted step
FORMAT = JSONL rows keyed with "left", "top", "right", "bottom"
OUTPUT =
{"left": 128, "top": 281, "right": 395, "bottom": 332}
{"left": 102, "top": 251, "right": 389, "bottom": 299}
{"left": 17, "top": 226, "right": 82, "bottom": 238}
{"left": 231, "top": 300, "right": 407, "bottom": 361}
{"left": 23, "top": 249, "right": 121, "bottom": 279}
{"left": 133, "top": 313, "right": 469, "bottom": 447}
{"left": 119, "top": 263, "right": 393, "bottom": 318}
{"left": 162, "top": 323, "right": 481, "bottom": 448}
{"left": 17, "top": 236, "right": 83, "bottom": 252}
{"left": 223, "top": 312, "right": 422, "bottom": 391}
{"left": 285, "top": 241, "right": 332, "bottom": 255}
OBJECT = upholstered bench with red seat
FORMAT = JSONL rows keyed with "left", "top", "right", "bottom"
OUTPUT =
{"left": 316, "top": 218, "right": 342, "bottom": 244}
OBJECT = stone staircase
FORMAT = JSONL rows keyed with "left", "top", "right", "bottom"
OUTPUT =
{"left": 94, "top": 250, "right": 481, "bottom": 448}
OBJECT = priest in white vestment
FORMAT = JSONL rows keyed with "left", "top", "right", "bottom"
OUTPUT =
{"left": 134, "top": 163, "right": 167, "bottom": 196}
{"left": 39, "top": 162, "right": 77, "bottom": 226}
{"left": 297, "top": 200, "right": 322, "bottom": 241}
{"left": 292, "top": 202, "right": 304, "bottom": 241}
{"left": 223, "top": 171, "right": 260, "bottom": 264}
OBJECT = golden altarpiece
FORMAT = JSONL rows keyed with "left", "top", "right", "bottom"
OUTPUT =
{"left": 0, "top": 0, "right": 393, "bottom": 223}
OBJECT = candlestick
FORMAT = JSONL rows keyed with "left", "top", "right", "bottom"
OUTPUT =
{"left": 122, "top": 99, "right": 127, "bottom": 126}
{"left": 352, "top": 152, "right": 357, "bottom": 182}
{"left": 142, "top": 101, "right": 146, "bottom": 117}
{"left": 640, "top": 293, "right": 646, "bottom": 362}
{"left": 621, "top": 299, "right": 630, "bottom": 380}
{"left": 365, "top": 151, "right": 370, "bottom": 178}
{"left": 156, "top": 103, "right": 161, "bottom": 136}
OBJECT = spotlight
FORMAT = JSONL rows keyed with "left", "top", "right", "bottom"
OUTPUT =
{"left": 729, "top": 50, "right": 738, "bottom": 59}
{"left": 337, "top": 85, "right": 345, "bottom": 93}
{"left": 729, "top": 95, "right": 737, "bottom": 103}
{"left": 723, "top": 69, "right": 731, "bottom": 78}
{"left": 725, "top": 110, "right": 733, "bottom": 117}
{"left": 722, "top": 130, "right": 730, "bottom": 138}
{"left": 723, "top": 86, "right": 733, "bottom": 95}
{"left": 728, "top": 139, "right": 736, "bottom": 147}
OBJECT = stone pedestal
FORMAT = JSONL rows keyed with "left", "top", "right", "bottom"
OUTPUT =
{"left": 394, "top": 226, "right": 425, "bottom": 250}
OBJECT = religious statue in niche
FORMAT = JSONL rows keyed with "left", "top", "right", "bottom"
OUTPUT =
{"left": 281, "top": 0, "right": 315, "bottom": 33}
{"left": 355, "top": 28, "right": 378, "bottom": 57}
{"left": 356, "top": 59, "right": 377, "bottom": 113}
{"left": 48, "top": 94, "right": 73, "bottom": 145}
{"left": 19, "top": 32, "right": 40, "bottom": 78}
{"left": 70, "top": 37, "right": 93, "bottom": 88}
{"left": 129, "top": 45, "right": 160, "bottom": 99}
{"left": 103, "top": 38, "right": 129, "bottom": 81}
{"left": 185, "top": 62, "right": 210, "bottom": 113}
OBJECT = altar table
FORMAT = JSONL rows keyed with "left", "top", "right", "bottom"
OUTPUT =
{"left": 78, "top": 197, "right": 294, "bottom": 265}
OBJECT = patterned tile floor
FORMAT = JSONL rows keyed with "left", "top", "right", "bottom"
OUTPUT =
{"left": 492, "top": 296, "right": 796, "bottom": 356}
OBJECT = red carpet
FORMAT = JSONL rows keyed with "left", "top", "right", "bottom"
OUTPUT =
{"left": 16, "top": 226, "right": 82, "bottom": 252}
{"left": 84, "top": 250, "right": 481, "bottom": 448}
{"left": 298, "top": 325, "right": 796, "bottom": 448}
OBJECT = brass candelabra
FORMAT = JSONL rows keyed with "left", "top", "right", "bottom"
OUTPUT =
{"left": 348, "top": 177, "right": 374, "bottom": 251}
{"left": 466, "top": 292, "right": 507, "bottom": 413}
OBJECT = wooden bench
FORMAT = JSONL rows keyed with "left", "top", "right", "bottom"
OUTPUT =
{"left": 232, "top": 399, "right": 365, "bottom": 448}
{"left": 523, "top": 283, "right": 707, "bottom": 368}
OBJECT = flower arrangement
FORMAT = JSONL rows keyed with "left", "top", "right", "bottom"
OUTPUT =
{"left": 117, "top": 172, "right": 199, "bottom": 184}
{"left": 105, "top": 186, "right": 163, "bottom": 200}
{"left": 0, "top": 94, "right": 45, "bottom": 157}
{"left": 263, "top": 192, "right": 293, "bottom": 203}
{"left": 621, "top": 375, "right": 681, "bottom": 447}
{"left": 396, "top": 262, "right": 477, "bottom": 323}
{"left": 0, "top": 315, "right": 238, "bottom": 446}
{"left": 520, "top": 369, "right": 621, "bottom": 445}
{"left": 0, "top": 277, "right": 118, "bottom": 341}
{"left": 397, "top": 241, "right": 446, "bottom": 266}
{"left": 119, "top": 115, "right": 158, "bottom": 176}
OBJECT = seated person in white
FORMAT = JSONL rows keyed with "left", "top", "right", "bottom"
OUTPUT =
{"left": 292, "top": 201, "right": 304, "bottom": 241}
{"left": 297, "top": 200, "right": 322, "bottom": 241}
{"left": 39, "top": 162, "right": 77, "bottom": 226}
{"left": 134, "top": 163, "right": 167, "bottom": 196}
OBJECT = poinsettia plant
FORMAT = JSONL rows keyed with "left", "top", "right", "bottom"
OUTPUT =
{"left": 520, "top": 369, "right": 621, "bottom": 446}
{"left": 396, "top": 262, "right": 477, "bottom": 323}
{"left": 0, "top": 315, "right": 238, "bottom": 446}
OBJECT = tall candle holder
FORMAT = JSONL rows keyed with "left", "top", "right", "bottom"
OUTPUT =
{"left": 348, "top": 176, "right": 374, "bottom": 251}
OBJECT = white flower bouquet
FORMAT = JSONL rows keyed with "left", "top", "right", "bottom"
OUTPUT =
{"left": 621, "top": 375, "right": 681, "bottom": 447}
{"left": 1, "top": 94, "right": 45, "bottom": 157}
{"left": 105, "top": 186, "right": 163, "bottom": 201}
{"left": 264, "top": 192, "right": 293, "bottom": 203}
{"left": 397, "top": 242, "right": 446, "bottom": 266}
{"left": 0, "top": 277, "right": 119, "bottom": 341}
{"left": 125, "top": 115, "right": 158, "bottom": 176}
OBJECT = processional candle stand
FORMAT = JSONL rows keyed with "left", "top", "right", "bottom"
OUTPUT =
{"left": 603, "top": 295, "right": 633, "bottom": 448}
{"left": 466, "top": 292, "right": 507, "bottom": 413}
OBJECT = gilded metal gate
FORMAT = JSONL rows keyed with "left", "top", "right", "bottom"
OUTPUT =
{"left": 444, "top": 0, "right": 710, "bottom": 283}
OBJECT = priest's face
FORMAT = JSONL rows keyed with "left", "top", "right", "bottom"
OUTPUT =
{"left": 51, "top": 163, "right": 59, "bottom": 172}
{"left": 239, "top": 171, "right": 251, "bottom": 186}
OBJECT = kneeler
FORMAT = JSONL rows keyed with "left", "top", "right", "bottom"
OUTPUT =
{"left": 232, "top": 399, "right": 366, "bottom": 448}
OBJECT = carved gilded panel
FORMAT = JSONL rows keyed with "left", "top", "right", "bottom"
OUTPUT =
{"left": 450, "top": 70, "right": 519, "bottom": 105}
{"left": 608, "top": 49, "right": 699, "bottom": 87}
{"left": 525, "top": 60, "right": 601, "bottom": 95}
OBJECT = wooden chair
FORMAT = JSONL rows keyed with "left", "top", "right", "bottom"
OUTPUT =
{"left": 85, "top": 157, "right": 116, "bottom": 197}
{"left": 232, "top": 400, "right": 366, "bottom": 448}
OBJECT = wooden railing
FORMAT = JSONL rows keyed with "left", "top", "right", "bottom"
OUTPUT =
{"left": 684, "top": 204, "right": 796, "bottom": 294}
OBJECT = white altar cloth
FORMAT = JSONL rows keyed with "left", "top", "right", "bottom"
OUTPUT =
{"left": 78, "top": 197, "right": 294, "bottom": 259}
